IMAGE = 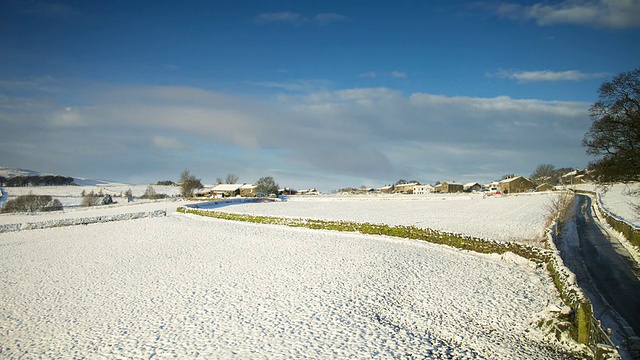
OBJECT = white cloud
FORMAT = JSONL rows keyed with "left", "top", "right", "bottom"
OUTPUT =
{"left": 151, "top": 135, "right": 192, "bottom": 151}
{"left": 391, "top": 71, "right": 407, "bottom": 78}
{"left": 488, "top": 69, "right": 610, "bottom": 82}
{"left": 0, "top": 83, "right": 593, "bottom": 188}
{"left": 496, "top": 0, "right": 640, "bottom": 29}
{"left": 49, "top": 106, "right": 87, "bottom": 127}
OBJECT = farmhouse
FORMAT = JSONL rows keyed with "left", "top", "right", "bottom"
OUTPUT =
{"left": 298, "top": 188, "right": 320, "bottom": 195}
{"left": 198, "top": 183, "right": 255, "bottom": 198}
{"left": 440, "top": 181, "right": 464, "bottom": 193}
{"left": 239, "top": 183, "right": 257, "bottom": 197}
{"left": 211, "top": 184, "right": 243, "bottom": 197}
{"left": 463, "top": 182, "right": 482, "bottom": 192}
{"left": 561, "top": 168, "right": 593, "bottom": 185}
{"left": 376, "top": 185, "right": 394, "bottom": 194}
{"left": 413, "top": 184, "right": 433, "bottom": 194}
{"left": 193, "top": 186, "right": 215, "bottom": 197}
{"left": 394, "top": 182, "right": 420, "bottom": 194}
{"left": 279, "top": 188, "right": 297, "bottom": 196}
{"left": 536, "top": 183, "right": 554, "bottom": 192}
{"left": 499, "top": 176, "right": 534, "bottom": 194}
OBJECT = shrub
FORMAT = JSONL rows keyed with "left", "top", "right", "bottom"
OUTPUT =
{"left": 124, "top": 188, "right": 133, "bottom": 199}
{"left": 1, "top": 194, "right": 63, "bottom": 213}
{"left": 140, "top": 185, "right": 167, "bottom": 200}
{"left": 81, "top": 191, "right": 101, "bottom": 207}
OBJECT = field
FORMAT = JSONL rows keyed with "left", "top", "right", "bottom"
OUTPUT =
{"left": 3, "top": 184, "right": 637, "bottom": 358}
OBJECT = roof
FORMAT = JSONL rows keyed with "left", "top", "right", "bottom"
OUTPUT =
{"left": 500, "top": 176, "right": 531, "bottom": 183}
{"left": 464, "top": 182, "right": 480, "bottom": 187}
{"left": 395, "top": 182, "right": 420, "bottom": 187}
{"left": 213, "top": 184, "right": 242, "bottom": 191}
{"left": 562, "top": 169, "right": 581, "bottom": 178}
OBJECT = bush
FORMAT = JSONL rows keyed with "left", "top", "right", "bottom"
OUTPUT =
{"left": 81, "top": 191, "right": 101, "bottom": 207}
{"left": 1, "top": 194, "right": 63, "bottom": 213}
{"left": 124, "top": 188, "right": 133, "bottom": 199}
{"left": 255, "top": 176, "right": 279, "bottom": 197}
{"left": 140, "top": 185, "right": 167, "bottom": 200}
{"left": 156, "top": 180, "right": 175, "bottom": 186}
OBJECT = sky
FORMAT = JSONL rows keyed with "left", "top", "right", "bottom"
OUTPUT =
{"left": 1, "top": 0, "right": 639, "bottom": 192}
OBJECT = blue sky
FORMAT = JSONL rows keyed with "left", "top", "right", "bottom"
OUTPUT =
{"left": 1, "top": 0, "right": 639, "bottom": 191}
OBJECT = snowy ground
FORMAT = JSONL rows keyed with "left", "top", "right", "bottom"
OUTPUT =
{"left": 595, "top": 184, "right": 640, "bottom": 228}
{"left": 201, "top": 192, "right": 556, "bottom": 245}
{"left": 0, "top": 203, "right": 581, "bottom": 358}
{"left": 0, "top": 184, "right": 182, "bottom": 208}
{"left": 5, "top": 183, "right": 638, "bottom": 357}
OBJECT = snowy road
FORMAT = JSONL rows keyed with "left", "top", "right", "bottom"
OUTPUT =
{"left": 576, "top": 195, "right": 640, "bottom": 340}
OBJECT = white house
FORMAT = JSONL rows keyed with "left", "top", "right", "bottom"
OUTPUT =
{"left": 413, "top": 184, "right": 433, "bottom": 194}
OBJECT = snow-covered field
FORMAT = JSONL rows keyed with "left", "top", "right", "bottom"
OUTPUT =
{"left": 594, "top": 184, "right": 640, "bottom": 228}
{"left": 6, "top": 182, "right": 639, "bottom": 358}
{"left": 202, "top": 193, "right": 556, "bottom": 244}
{"left": 0, "top": 202, "right": 580, "bottom": 358}
{"left": 0, "top": 183, "right": 182, "bottom": 208}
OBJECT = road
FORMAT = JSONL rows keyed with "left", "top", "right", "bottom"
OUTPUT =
{"left": 575, "top": 194, "right": 640, "bottom": 338}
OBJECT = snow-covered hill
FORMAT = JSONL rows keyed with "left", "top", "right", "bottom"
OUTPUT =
{"left": 0, "top": 166, "right": 49, "bottom": 178}
{"left": 0, "top": 166, "right": 120, "bottom": 187}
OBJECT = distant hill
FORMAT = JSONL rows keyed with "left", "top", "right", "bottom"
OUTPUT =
{"left": 0, "top": 166, "right": 123, "bottom": 187}
{"left": 0, "top": 166, "right": 48, "bottom": 178}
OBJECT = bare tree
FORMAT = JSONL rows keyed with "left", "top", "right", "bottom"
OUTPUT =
{"left": 179, "top": 169, "right": 203, "bottom": 198}
{"left": 225, "top": 173, "right": 239, "bottom": 184}
{"left": 530, "top": 163, "right": 556, "bottom": 185}
{"left": 583, "top": 68, "right": 640, "bottom": 183}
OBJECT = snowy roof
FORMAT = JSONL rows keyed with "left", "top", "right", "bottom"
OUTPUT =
{"left": 213, "top": 184, "right": 242, "bottom": 191}
{"left": 240, "top": 184, "right": 256, "bottom": 189}
{"left": 464, "top": 182, "right": 480, "bottom": 187}
{"left": 562, "top": 169, "right": 581, "bottom": 177}
{"left": 499, "top": 176, "right": 529, "bottom": 183}
{"left": 396, "top": 182, "right": 419, "bottom": 187}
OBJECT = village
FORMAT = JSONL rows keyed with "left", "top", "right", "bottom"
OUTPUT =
{"left": 193, "top": 168, "right": 594, "bottom": 198}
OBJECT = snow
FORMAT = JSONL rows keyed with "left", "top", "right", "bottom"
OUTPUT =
{"left": 200, "top": 193, "right": 557, "bottom": 244}
{"left": 0, "top": 184, "right": 182, "bottom": 208}
{"left": 2, "top": 177, "right": 638, "bottom": 357}
{"left": 598, "top": 184, "right": 640, "bottom": 228}
{"left": 571, "top": 183, "right": 640, "bottom": 228}
{"left": 0, "top": 204, "right": 578, "bottom": 358}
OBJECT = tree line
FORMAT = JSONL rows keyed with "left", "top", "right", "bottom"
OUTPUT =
{"left": 0, "top": 175, "right": 74, "bottom": 187}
